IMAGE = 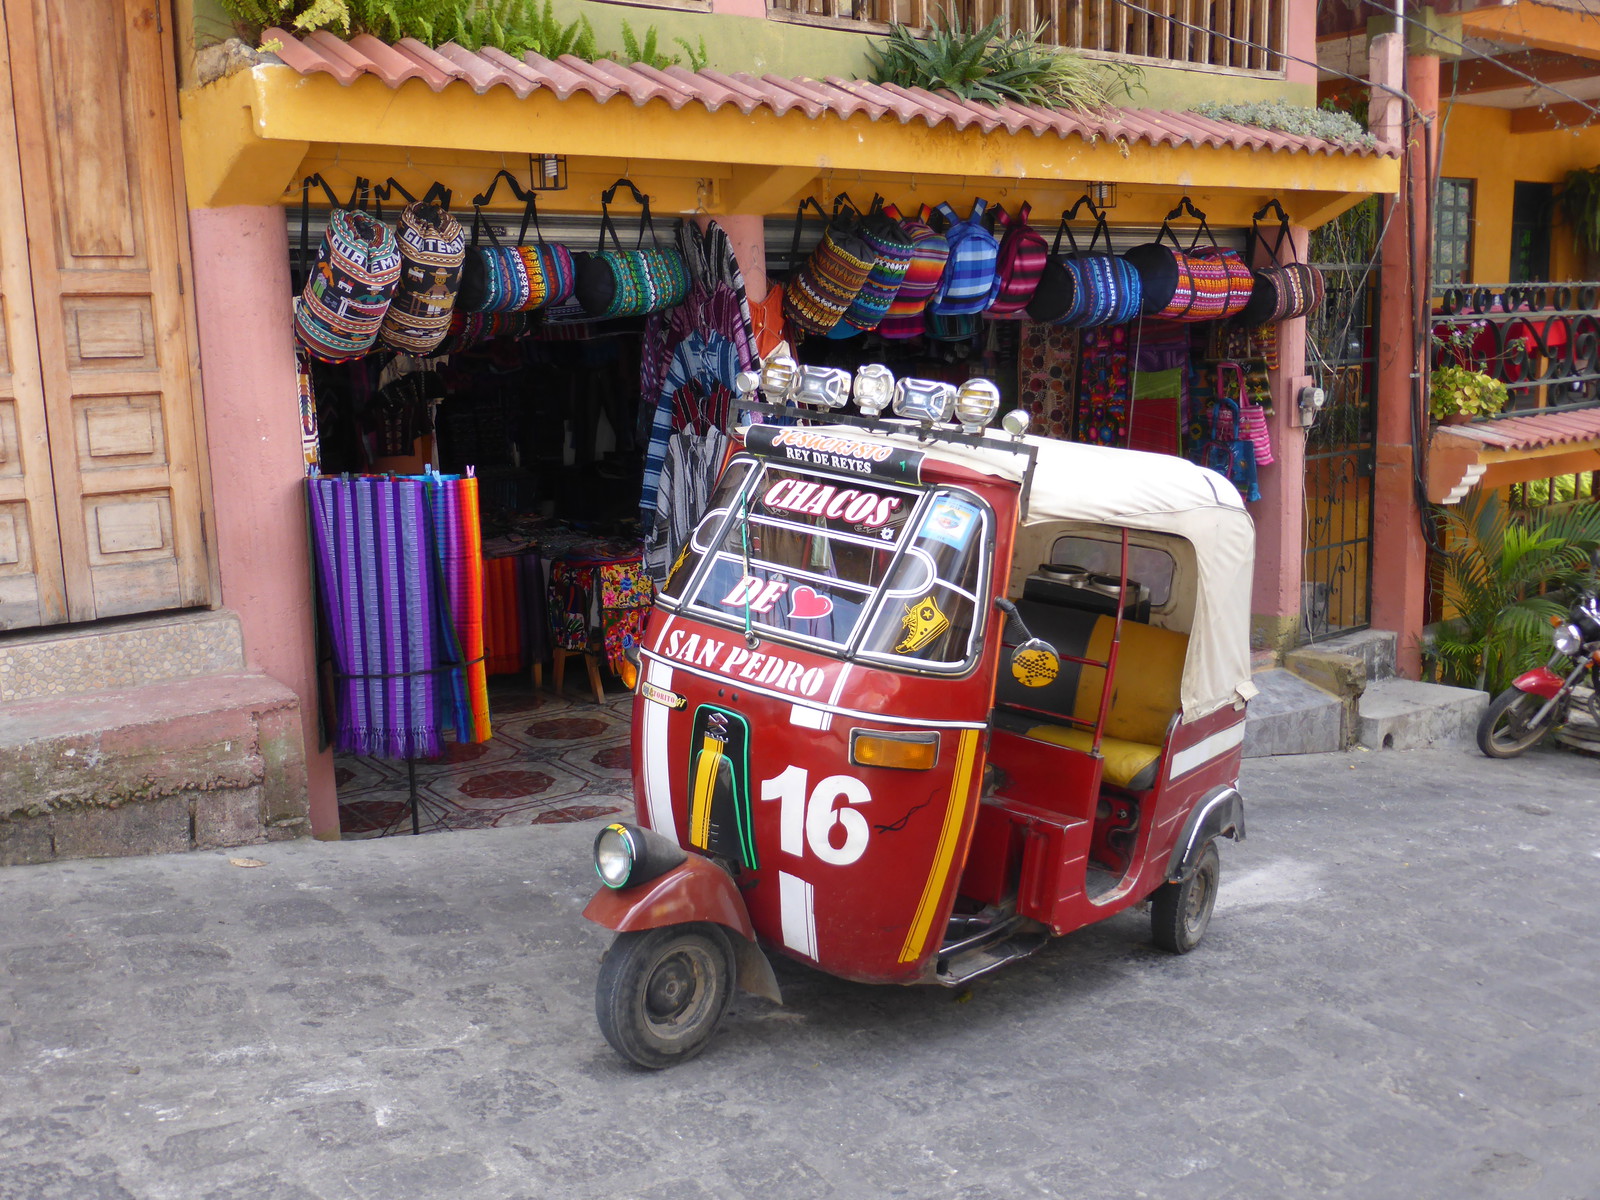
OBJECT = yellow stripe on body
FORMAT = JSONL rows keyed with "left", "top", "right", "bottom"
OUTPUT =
{"left": 898, "top": 729, "right": 981, "bottom": 964}
{"left": 689, "top": 735, "right": 723, "bottom": 849}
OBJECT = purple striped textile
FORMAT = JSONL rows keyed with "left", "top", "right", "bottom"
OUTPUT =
{"left": 308, "top": 476, "right": 442, "bottom": 759}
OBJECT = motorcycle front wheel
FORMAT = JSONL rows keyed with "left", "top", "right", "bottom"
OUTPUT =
{"left": 1476, "top": 687, "right": 1560, "bottom": 758}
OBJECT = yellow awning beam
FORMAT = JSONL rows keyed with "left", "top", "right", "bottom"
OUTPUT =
{"left": 183, "top": 67, "right": 1399, "bottom": 224}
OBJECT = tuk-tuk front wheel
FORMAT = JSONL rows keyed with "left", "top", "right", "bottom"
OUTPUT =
{"left": 595, "top": 924, "right": 733, "bottom": 1069}
{"left": 1151, "top": 840, "right": 1219, "bottom": 954}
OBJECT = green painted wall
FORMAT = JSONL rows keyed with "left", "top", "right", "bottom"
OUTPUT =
{"left": 187, "top": 1, "right": 1307, "bottom": 110}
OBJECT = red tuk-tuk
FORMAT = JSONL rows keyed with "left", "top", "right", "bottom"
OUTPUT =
{"left": 584, "top": 371, "right": 1255, "bottom": 1067}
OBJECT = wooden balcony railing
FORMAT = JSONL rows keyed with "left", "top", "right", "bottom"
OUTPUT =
{"left": 769, "top": 0, "right": 1285, "bottom": 72}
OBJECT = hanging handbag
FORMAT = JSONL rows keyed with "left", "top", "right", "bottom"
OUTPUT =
{"left": 876, "top": 202, "right": 950, "bottom": 339}
{"left": 294, "top": 207, "right": 402, "bottom": 363}
{"left": 511, "top": 195, "right": 575, "bottom": 312}
{"left": 1237, "top": 199, "right": 1326, "bottom": 326}
{"left": 826, "top": 195, "right": 914, "bottom": 338}
{"left": 783, "top": 196, "right": 875, "bottom": 336}
{"left": 456, "top": 209, "right": 533, "bottom": 314}
{"left": 1123, "top": 197, "right": 1254, "bottom": 322}
{"left": 574, "top": 178, "right": 690, "bottom": 319}
{"left": 1032, "top": 196, "right": 1143, "bottom": 328}
{"left": 929, "top": 198, "right": 1002, "bottom": 316}
{"left": 986, "top": 202, "right": 1049, "bottom": 318}
{"left": 1219, "top": 360, "right": 1275, "bottom": 466}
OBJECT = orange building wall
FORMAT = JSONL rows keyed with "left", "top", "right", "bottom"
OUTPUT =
{"left": 1438, "top": 102, "right": 1600, "bottom": 282}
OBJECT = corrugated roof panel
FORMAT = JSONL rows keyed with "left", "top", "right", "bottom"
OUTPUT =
{"left": 254, "top": 30, "right": 1401, "bottom": 159}
{"left": 1447, "top": 407, "right": 1600, "bottom": 451}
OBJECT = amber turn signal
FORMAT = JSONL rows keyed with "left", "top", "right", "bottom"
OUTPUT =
{"left": 850, "top": 729, "right": 940, "bottom": 770}
{"left": 617, "top": 643, "right": 642, "bottom": 691}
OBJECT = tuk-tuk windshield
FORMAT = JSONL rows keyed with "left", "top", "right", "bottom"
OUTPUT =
{"left": 661, "top": 457, "right": 990, "bottom": 671}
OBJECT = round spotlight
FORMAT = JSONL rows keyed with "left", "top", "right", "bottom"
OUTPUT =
{"left": 1001, "top": 409, "right": 1032, "bottom": 438}
{"left": 759, "top": 355, "right": 799, "bottom": 403}
{"left": 953, "top": 379, "right": 1001, "bottom": 434}
{"left": 852, "top": 364, "right": 896, "bottom": 416}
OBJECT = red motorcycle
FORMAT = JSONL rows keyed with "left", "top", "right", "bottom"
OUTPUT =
{"left": 1477, "top": 548, "right": 1600, "bottom": 758}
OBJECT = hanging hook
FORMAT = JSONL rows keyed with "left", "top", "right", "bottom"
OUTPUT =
{"left": 1252, "top": 197, "right": 1291, "bottom": 224}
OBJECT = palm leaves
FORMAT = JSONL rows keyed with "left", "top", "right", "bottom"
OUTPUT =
{"left": 865, "top": 9, "right": 1136, "bottom": 113}
{"left": 1431, "top": 490, "right": 1600, "bottom": 693}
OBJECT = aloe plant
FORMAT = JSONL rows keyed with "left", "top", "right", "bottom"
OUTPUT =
{"left": 865, "top": 8, "right": 1137, "bottom": 113}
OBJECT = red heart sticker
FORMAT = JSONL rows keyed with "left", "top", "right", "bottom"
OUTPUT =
{"left": 788, "top": 586, "right": 834, "bottom": 620}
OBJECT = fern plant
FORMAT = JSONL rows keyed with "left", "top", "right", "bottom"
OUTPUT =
{"left": 1558, "top": 165, "right": 1600, "bottom": 259}
{"left": 865, "top": 8, "right": 1136, "bottom": 113}
{"left": 1430, "top": 489, "right": 1600, "bottom": 693}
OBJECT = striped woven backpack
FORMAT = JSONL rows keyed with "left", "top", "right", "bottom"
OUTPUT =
{"left": 828, "top": 198, "right": 915, "bottom": 338}
{"left": 929, "top": 199, "right": 1001, "bottom": 316}
{"left": 875, "top": 203, "right": 949, "bottom": 340}
{"left": 986, "top": 203, "right": 1049, "bottom": 318}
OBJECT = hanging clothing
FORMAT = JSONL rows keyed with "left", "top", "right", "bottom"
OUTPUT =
{"left": 1076, "top": 324, "right": 1133, "bottom": 447}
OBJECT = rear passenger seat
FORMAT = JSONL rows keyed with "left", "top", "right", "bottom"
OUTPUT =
{"left": 992, "top": 603, "right": 1189, "bottom": 791}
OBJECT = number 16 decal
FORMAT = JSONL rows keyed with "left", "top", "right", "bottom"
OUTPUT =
{"left": 761, "top": 766, "right": 871, "bottom": 866}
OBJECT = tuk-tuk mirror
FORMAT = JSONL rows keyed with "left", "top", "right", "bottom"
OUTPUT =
{"left": 1011, "top": 638, "right": 1061, "bottom": 688}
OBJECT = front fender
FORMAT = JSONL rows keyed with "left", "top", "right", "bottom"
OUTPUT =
{"left": 583, "top": 857, "right": 781, "bottom": 1004}
{"left": 1510, "top": 665, "right": 1566, "bottom": 699}
{"left": 1165, "top": 786, "right": 1246, "bottom": 883}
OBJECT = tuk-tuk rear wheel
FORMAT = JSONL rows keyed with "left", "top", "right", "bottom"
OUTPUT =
{"left": 1151, "top": 840, "right": 1219, "bottom": 954}
{"left": 595, "top": 924, "right": 734, "bottom": 1069}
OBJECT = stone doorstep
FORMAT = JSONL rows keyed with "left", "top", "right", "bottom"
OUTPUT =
{"left": 0, "top": 608, "right": 246, "bottom": 704}
{"left": 1243, "top": 668, "right": 1345, "bottom": 758}
{"left": 1355, "top": 678, "right": 1489, "bottom": 751}
{"left": 0, "top": 672, "right": 311, "bottom": 866}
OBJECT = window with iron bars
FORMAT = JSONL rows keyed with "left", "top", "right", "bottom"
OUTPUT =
{"left": 767, "top": 0, "right": 1285, "bottom": 73}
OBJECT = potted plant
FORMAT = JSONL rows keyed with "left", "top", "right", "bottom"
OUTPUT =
{"left": 1430, "top": 323, "right": 1509, "bottom": 424}
{"left": 1429, "top": 364, "right": 1509, "bottom": 423}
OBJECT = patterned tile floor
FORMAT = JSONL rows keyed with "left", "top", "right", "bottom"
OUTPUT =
{"left": 334, "top": 678, "right": 634, "bottom": 838}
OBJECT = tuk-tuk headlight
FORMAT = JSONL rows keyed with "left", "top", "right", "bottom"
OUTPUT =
{"left": 593, "top": 822, "right": 688, "bottom": 890}
{"left": 892, "top": 377, "right": 957, "bottom": 425}
{"left": 1553, "top": 623, "right": 1584, "bottom": 656}
{"left": 953, "top": 378, "right": 1001, "bottom": 434}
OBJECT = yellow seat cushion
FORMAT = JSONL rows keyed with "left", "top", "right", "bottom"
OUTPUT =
{"left": 1023, "top": 724, "right": 1163, "bottom": 791}
{"left": 1074, "top": 618, "right": 1188, "bottom": 746}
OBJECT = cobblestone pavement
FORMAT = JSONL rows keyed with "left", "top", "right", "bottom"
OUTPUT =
{"left": 2, "top": 744, "right": 1598, "bottom": 1200}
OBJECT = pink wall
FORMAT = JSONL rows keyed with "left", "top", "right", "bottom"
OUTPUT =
{"left": 710, "top": 0, "right": 765, "bottom": 15}
{"left": 1250, "top": 228, "right": 1309, "bottom": 628}
{"left": 188, "top": 207, "right": 339, "bottom": 837}
{"left": 1287, "top": 0, "right": 1318, "bottom": 89}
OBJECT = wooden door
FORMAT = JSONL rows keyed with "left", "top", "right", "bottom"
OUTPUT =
{"left": 0, "top": 4, "right": 66, "bottom": 627}
{"left": 0, "top": 0, "right": 208, "bottom": 628}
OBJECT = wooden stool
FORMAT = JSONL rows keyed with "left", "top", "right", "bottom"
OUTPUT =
{"left": 549, "top": 646, "right": 606, "bottom": 705}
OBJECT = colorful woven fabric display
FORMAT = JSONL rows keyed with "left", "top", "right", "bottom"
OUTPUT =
{"left": 379, "top": 202, "right": 466, "bottom": 355}
{"left": 306, "top": 472, "right": 490, "bottom": 759}
{"left": 294, "top": 209, "right": 402, "bottom": 363}
{"left": 427, "top": 472, "right": 491, "bottom": 743}
{"left": 876, "top": 203, "right": 949, "bottom": 339}
{"left": 439, "top": 310, "right": 529, "bottom": 354}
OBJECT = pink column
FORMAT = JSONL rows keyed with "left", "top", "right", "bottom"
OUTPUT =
{"left": 1249, "top": 227, "right": 1308, "bottom": 654}
{"left": 188, "top": 206, "right": 339, "bottom": 837}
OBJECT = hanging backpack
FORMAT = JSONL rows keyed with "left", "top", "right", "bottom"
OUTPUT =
{"left": 826, "top": 195, "right": 915, "bottom": 338}
{"left": 876, "top": 203, "right": 950, "bottom": 340}
{"left": 1188, "top": 369, "right": 1261, "bottom": 501}
{"left": 783, "top": 196, "right": 875, "bottom": 336}
{"left": 929, "top": 198, "right": 1001, "bottom": 316}
{"left": 294, "top": 208, "right": 402, "bottom": 363}
{"left": 378, "top": 201, "right": 466, "bottom": 356}
{"left": 986, "top": 203, "right": 1049, "bottom": 318}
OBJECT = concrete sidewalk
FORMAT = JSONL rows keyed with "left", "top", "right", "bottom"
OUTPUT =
{"left": 3, "top": 744, "right": 1599, "bottom": 1199}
